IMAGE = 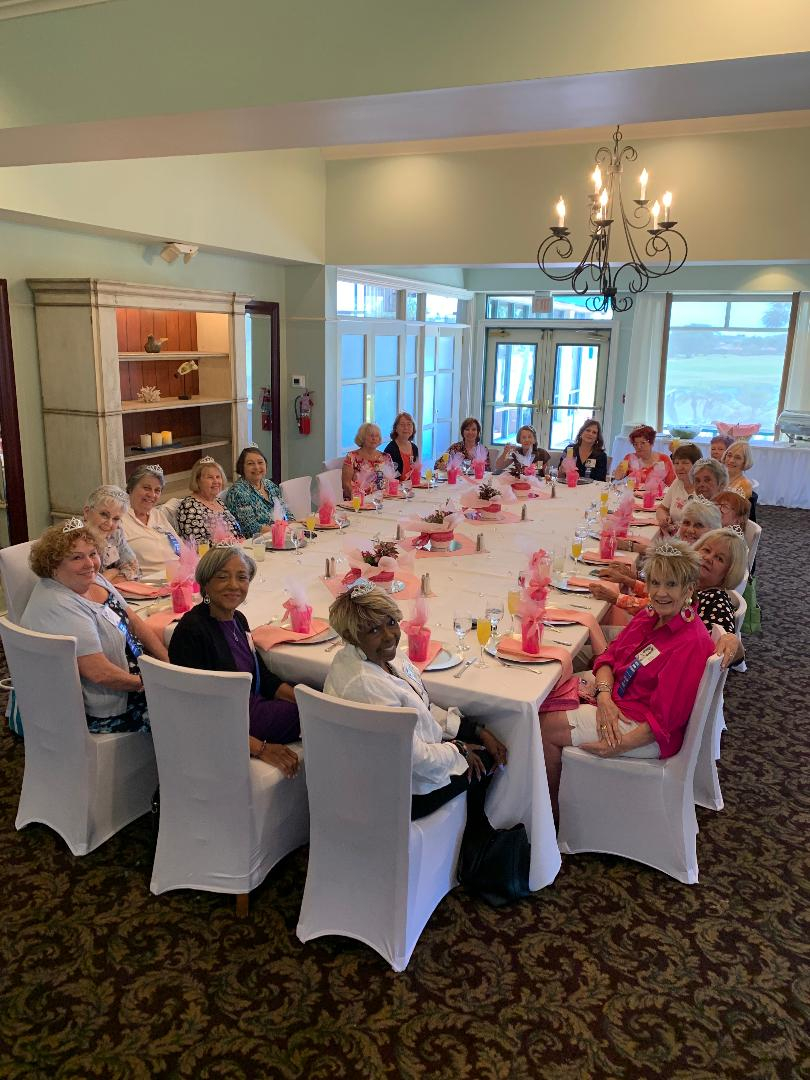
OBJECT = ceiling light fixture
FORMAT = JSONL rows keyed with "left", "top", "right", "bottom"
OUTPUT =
{"left": 536, "top": 125, "right": 687, "bottom": 313}
{"left": 160, "top": 242, "right": 199, "bottom": 265}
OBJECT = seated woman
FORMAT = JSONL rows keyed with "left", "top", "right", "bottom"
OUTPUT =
{"left": 383, "top": 412, "right": 420, "bottom": 481}
{"left": 691, "top": 457, "right": 728, "bottom": 500}
{"left": 714, "top": 490, "right": 750, "bottom": 531}
{"left": 494, "top": 424, "right": 550, "bottom": 476}
{"left": 177, "top": 457, "right": 242, "bottom": 547}
{"left": 723, "top": 441, "right": 754, "bottom": 499}
{"left": 222, "top": 445, "right": 291, "bottom": 538}
{"left": 562, "top": 418, "right": 608, "bottom": 481}
{"left": 168, "top": 546, "right": 300, "bottom": 778}
{"left": 541, "top": 540, "right": 714, "bottom": 817}
{"left": 324, "top": 580, "right": 507, "bottom": 820}
{"left": 342, "top": 423, "right": 393, "bottom": 499}
{"left": 616, "top": 493, "right": 722, "bottom": 558}
{"left": 613, "top": 424, "right": 676, "bottom": 487}
{"left": 123, "top": 464, "right": 183, "bottom": 581}
{"left": 710, "top": 433, "right": 734, "bottom": 461}
{"left": 656, "top": 442, "right": 701, "bottom": 532}
{"left": 435, "top": 417, "right": 491, "bottom": 472}
{"left": 21, "top": 521, "right": 169, "bottom": 732}
{"left": 83, "top": 484, "right": 139, "bottom": 583}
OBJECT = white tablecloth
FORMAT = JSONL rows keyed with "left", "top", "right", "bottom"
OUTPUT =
{"left": 610, "top": 436, "right": 810, "bottom": 509}
{"left": 231, "top": 481, "right": 657, "bottom": 892}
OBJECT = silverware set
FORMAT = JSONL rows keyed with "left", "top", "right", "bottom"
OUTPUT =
{"left": 453, "top": 657, "right": 477, "bottom": 679}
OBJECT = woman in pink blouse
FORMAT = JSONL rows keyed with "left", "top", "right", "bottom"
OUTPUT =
{"left": 341, "top": 422, "right": 394, "bottom": 499}
{"left": 540, "top": 540, "right": 714, "bottom": 819}
{"left": 614, "top": 424, "right": 676, "bottom": 487}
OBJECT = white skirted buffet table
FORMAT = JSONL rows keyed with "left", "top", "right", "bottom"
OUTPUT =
{"left": 610, "top": 436, "right": 810, "bottom": 509}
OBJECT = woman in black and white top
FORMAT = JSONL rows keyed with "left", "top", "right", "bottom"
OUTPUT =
{"left": 177, "top": 457, "right": 242, "bottom": 547}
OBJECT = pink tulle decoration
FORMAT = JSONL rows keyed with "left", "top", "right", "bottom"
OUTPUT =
{"left": 380, "top": 458, "right": 399, "bottom": 482}
{"left": 272, "top": 498, "right": 285, "bottom": 523}
{"left": 401, "top": 597, "right": 431, "bottom": 661}
{"left": 714, "top": 421, "right": 761, "bottom": 439}
{"left": 518, "top": 593, "right": 545, "bottom": 654}
{"left": 210, "top": 514, "right": 235, "bottom": 545}
{"left": 354, "top": 462, "right": 377, "bottom": 495}
{"left": 283, "top": 576, "right": 313, "bottom": 633}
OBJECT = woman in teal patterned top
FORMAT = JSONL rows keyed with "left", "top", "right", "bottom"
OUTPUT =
{"left": 223, "top": 446, "right": 292, "bottom": 537}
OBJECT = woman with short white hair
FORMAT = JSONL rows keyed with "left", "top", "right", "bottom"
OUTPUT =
{"left": 723, "top": 441, "right": 755, "bottom": 499}
{"left": 341, "top": 423, "right": 393, "bottom": 500}
{"left": 83, "top": 484, "right": 139, "bottom": 582}
{"left": 122, "top": 464, "right": 183, "bottom": 581}
{"left": 176, "top": 457, "right": 242, "bottom": 546}
{"left": 690, "top": 457, "right": 729, "bottom": 500}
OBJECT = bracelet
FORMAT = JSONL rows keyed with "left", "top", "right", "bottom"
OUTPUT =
{"left": 251, "top": 739, "right": 267, "bottom": 759}
{"left": 454, "top": 740, "right": 468, "bottom": 760}
{"left": 594, "top": 684, "right": 612, "bottom": 695}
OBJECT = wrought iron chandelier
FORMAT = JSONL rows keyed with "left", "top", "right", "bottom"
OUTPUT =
{"left": 536, "top": 125, "right": 687, "bottom": 313}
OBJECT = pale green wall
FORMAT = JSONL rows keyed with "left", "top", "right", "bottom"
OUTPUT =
{"left": 1, "top": 0, "right": 806, "bottom": 128}
{"left": 326, "top": 128, "right": 810, "bottom": 267}
{"left": 0, "top": 215, "right": 286, "bottom": 537}
{"left": 0, "top": 150, "right": 326, "bottom": 264}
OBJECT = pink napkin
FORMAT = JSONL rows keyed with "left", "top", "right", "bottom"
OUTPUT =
{"left": 252, "top": 618, "right": 330, "bottom": 650}
{"left": 406, "top": 639, "right": 443, "bottom": 673}
{"left": 630, "top": 516, "right": 657, "bottom": 526}
{"left": 538, "top": 675, "right": 580, "bottom": 713}
{"left": 497, "top": 637, "right": 573, "bottom": 682}
{"left": 581, "top": 550, "right": 634, "bottom": 565}
{"left": 545, "top": 607, "right": 607, "bottom": 655}
{"left": 566, "top": 576, "right": 598, "bottom": 589}
{"left": 144, "top": 609, "right": 178, "bottom": 635}
{"left": 118, "top": 581, "right": 171, "bottom": 599}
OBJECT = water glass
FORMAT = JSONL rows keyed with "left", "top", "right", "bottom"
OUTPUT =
{"left": 453, "top": 611, "right": 472, "bottom": 653}
{"left": 485, "top": 599, "right": 504, "bottom": 640}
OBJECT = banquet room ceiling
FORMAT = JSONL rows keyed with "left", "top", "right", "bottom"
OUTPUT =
{"left": 0, "top": 51, "right": 808, "bottom": 168}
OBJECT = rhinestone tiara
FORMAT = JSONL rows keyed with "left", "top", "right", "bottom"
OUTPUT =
{"left": 348, "top": 577, "right": 375, "bottom": 597}
{"left": 145, "top": 464, "right": 164, "bottom": 475}
{"left": 727, "top": 523, "right": 745, "bottom": 537}
{"left": 62, "top": 516, "right": 86, "bottom": 533}
{"left": 653, "top": 541, "right": 684, "bottom": 557}
{"left": 198, "top": 456, "right": 216, "bottom": 465}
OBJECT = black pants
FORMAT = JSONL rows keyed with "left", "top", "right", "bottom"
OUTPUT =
{"left": 411, "top": 748, "right": 494, "bottom": 822}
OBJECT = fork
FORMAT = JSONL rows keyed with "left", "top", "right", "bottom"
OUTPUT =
{"left": 498, "top": 658, "right": 545, "bottom": 675}
{"left": 324, "top": 638, "right": 343, "bottom": 653}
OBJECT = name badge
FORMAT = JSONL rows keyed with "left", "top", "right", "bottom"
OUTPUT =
{"left": 636, "top": 644, "right": 661, "bottom": 667}
{"left": 586, "top": 458, "right": 596, "bottom": 469}
{"left": 100, "top": 604, "right": 123, "bottom": 629}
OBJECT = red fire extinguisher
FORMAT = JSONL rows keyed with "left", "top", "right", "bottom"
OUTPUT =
{"left": 295, "top": 389, "right": 313, "bottom": 435}
{"left": 260, "top": 387, "right": 272, "bottom": 432}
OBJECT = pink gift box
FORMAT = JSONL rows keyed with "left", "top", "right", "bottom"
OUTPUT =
{"left": 642, "top": 488, "right": 655, "bottom": 510}
{"left": 318, "top": 505, "right": 334, "bottom": 525}
{"left": 289, "top": 604, "right": 313, "bottom": 635}
{"left": 388, "top": 479, "right": 400, "bottom": 497}
{"left": 447, "top": 467, "right": 459, "bottom": 485}
{"left": 521, "top": 620, "right": 543, "bottom": 655}
{"left": 599, "top": 528, "right": 617, "bottom": 560}
{"left": 566, "top": 469, "right": 578, "bottom": 488}
{"left": 171, "top": 580, "right": 194, "bottom": 615}
{"left": 407, "top": 626, "right": 431, "bottom": 663}
{"left": 473, "top": 460, "right": 485, "bottom": 479}
{"left": 271, "top": 521, "right": 288, "bottom": 548}
{"left": 410, "top": 463, "right": 422, "bottom": 486}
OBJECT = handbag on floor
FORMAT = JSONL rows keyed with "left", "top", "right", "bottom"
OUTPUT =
{"left": 2, "top": 679, "right": 23, "bottom": 737}
{"left": 742, "top": 575, "right": 762, "bottom": 634}
{"left": 458, "top": 816, "right": 531, "bottom": 908}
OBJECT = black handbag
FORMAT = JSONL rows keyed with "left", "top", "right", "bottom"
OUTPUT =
{"left": 458, "top": 817, "right": 531, "bottom": 908}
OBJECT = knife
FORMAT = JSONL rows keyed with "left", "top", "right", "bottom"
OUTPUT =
{"left": 453, "top": 657, "right": 477, "bottom": 679}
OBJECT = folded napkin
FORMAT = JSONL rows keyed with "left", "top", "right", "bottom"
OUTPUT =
{"left": 252, "top": 618, "right": 330, "bottom": 650}
{"left": 630, "top": 516, "right": 658, "bottom": 526}
{"left": 545, "top": 607, "right": 607, "bottom": 655}
{"left": 118, "top": 581, "right": 171, "bottom": 599}
{"left": 581, "top": 551, "right": 634, "bottom": 565}
{"left": 405, "top": 639, "right": 443, "bottom": 673}
{"left": 566, "top": 576, "right": 598, "bottom": 589}
{"left": 497, "top": 637, "right": 573, "bottom": 683}
{"left": 538, "top": 675, "right": 580, "bottom": 713}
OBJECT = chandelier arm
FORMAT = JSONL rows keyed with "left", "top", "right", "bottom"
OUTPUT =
{"left": 644, "top": 229, "right": 688, "bottom": 278}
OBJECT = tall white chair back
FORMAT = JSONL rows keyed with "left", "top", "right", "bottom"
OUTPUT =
{"left": 0, "top": 541, "right": 36, "bottom": 623}
{"left": 557, "top": 655, "right": 723, "bottom": 883}
{"left": 744, "top": 519, "right": 762, "bottom": 572}
{"left": 280, "top": 475, "right": 313, "bottom": 520}
{"left": 697, "top": 589, "right": 748, "bottom": 792}
{"left": 323, "top": 456, "right": 345, "bottom": 471}
{"left": 316, "top": 468, "right": 343, "bottom": 506}
{"left": 294, "top": 685, "right": 467, "bottom": 972}
{"left": 160, "top": 497, "right": 181, "bottom": 534}
{"left": 0, "top": 616, "right": 157, "bottom": 854}
{"left": 139, "top": 656, "right": 308, "bottom": 903}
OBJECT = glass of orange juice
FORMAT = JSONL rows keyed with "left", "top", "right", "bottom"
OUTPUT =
{"left": 571, "top": 533, "right": 583, "bottom": 564}
{"left": 351, "top": 493, "right": 362, "bottom": 513}
{"left": 305, "top": 512, "right": 316, "bottom": 536}
{"left": 197, "top": 542, "right": 210, "bottom": 557}
{"left": 507, "top": 588, "right": 521, "bottom": 634}
{"left": 476, "top": 616, "right": 492, "bottom": 666}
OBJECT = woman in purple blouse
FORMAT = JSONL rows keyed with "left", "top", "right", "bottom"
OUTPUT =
{"left": 168, "top": 546, "right": 300, "bottom": 778}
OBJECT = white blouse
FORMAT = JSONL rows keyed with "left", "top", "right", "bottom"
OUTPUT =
{"left": 660, "top": 479, "right": 692, "bottom": 523}
{"left": 122, "top": 506, "right": 181, "bottom": 581}
{"left": 323, "top": 644, "right": 466, "bottom": 795}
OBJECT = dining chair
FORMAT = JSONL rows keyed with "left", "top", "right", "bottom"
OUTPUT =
{"left": 557, "top": 655, "right": 723, "bottom": 884}
{"left": 316, "top": 468, "right": 343, "bottom": 506}
{"left": 294, "top": 685, "right": 467, "bottom": 971}
{"left": 0, "top": 540, "right": 36, "bottom": 623}
{"left": 1, "top": 617, "right": 157, "bottom": 855}
{"left": 322, "top": 456, "right": 345, "bottom": 471}
{"left": 280, "top": 475, "right": 313, "bottom": 520}
{"left": 139, "top": 656, "right": 309, "bottom": 916}
{"left": 744, "top": 520, "right": 762, "bottom": 572}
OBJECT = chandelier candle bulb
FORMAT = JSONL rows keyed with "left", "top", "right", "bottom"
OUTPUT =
{"left": 662, "top": 191, "right": 672, "bottom": 222}
{"left": 592, "top": 166, "right": 602, "bottom": 193}
{"left": 556, "top": 197, "right": 566, "bottom": 228}
{"left": 651, "top": 200, "right": 660, "bottom": 230}
{"left": 639, "top": 169, "right": 648, "bottom": 200}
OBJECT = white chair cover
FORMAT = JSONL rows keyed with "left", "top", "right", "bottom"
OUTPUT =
{"left": 1, "top": 617, "right": 157, "bottom": 855}
{"left": 139, "top": 656, "right": 309, "bottom": 898}
{"left": 700, "top": 590, "right": 748, "bottom": 783}
{"left": 294, "top": 686, "right": 467, "bottom": 972}
{"left": 160, "top": 497, "right": 181, "bottom": 533}
{"left": 0, "top": 541, "right": 36, "bottom": 623}
{"left": 323, "top": 456, "right": 345, "bottom": 471}
{"left": 557, "top": 655, "right": 723, "bottom": 884}
{"left": 280, "top": 475, "right": 313, "bottom": 520}
{"left": 316, "top": 468, "right": 343, "bottom": 505}
{"left": 744, "top": 520, "right": 762, "bottom": 572}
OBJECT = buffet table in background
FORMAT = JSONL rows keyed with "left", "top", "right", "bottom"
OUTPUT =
{"left": 610, "top": 436, "right": 810, "bottom": 509}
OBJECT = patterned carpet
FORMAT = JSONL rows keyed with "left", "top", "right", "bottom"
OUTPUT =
{"left": 1, "top": 506, "right": 808, "bottom": 1079}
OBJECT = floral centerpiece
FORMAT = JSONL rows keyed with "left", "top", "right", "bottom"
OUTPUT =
{"left": 518, "top": 550, "right": 550, "bottom": 654}
{"left": 403, "top": 506, "right": 463, "bottom": 550}
{"left": 461, "top": 479, "right": 516, "bottom": 517}
{"left": 503, "top": 452, "right": 541, "bottom": 495}
{"left": 342, "top": 539, "right": 401, "bottom": 586}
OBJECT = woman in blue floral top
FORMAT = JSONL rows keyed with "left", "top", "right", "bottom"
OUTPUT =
{"left": 223, "top": 446, "right": 292, "bottom": 537}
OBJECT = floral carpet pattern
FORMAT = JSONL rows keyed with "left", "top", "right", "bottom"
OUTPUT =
{"left": 1, "top": 507, "right": 808, "bottom": 1079}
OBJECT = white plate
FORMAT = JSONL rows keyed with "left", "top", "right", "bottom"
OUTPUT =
{"left": 399, "top": 644, "right": 462, "bottom": 672}
{"left": 263, "top": 536, "right": 308, "bottom": 552}
{"left": 544, "top": 618, "right": 578, "bottom": 627}
{"left": 285, "top": 626, "right": 338, "bottom": 646}
{"left": 485, "top": 641, "right": 555, "bottom": 664}
{"left": 551, "top": 581, "right": 590, "bottom": 594}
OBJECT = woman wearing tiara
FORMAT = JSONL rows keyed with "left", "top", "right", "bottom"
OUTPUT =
{"left": 540, "top": 539, "right": 714, "bottom": 819}
{"left": 22, "top": 521, "right": 169, "bottom": 733}
{"left": 176, "top": 457, "right": 242, "bottom": 547}
{"left": 122, "top": 463, "right": 184, "bottom": 581}
{"left": 222, "top": 445, "right": 292, "bottom": 538}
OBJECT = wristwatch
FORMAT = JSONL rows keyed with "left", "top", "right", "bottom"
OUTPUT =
{"left": 454, "top": 740, "right": 469, "bottom": 760}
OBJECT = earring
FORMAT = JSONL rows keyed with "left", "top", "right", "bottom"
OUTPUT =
{"left": 681, "top": 597, "right": 695, "bottom": 622}
{"left": 203, "top": 594, "right": 210, "bottom": 605}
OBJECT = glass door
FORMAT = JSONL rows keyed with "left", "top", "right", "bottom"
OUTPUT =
{"left": 484, "top": 328, "right": 609, "bottom": 452}
{"left": 421, "top": 327, "right": 461, "bottom": 464}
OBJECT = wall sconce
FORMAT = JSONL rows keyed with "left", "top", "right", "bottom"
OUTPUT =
{"left": 160, "top": 242, "right": 199, "bottom": 264}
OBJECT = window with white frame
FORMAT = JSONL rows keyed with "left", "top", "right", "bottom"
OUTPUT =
{"left": 486, "top": 294, "right": 612, "bottom": 321}
{"left": 338, "top": 328, "right": 421, "bottom": 453}
{"left": 661, "top": 296, "right": 795, "bottom": 436}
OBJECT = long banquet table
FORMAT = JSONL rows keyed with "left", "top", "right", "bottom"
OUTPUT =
{"left": 228, "top": 480, "right": 658, "bottom": 892}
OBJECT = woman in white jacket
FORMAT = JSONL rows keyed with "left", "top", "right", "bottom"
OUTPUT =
{"left": 324, "top": 580, "right": 507, "bottom": 819}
